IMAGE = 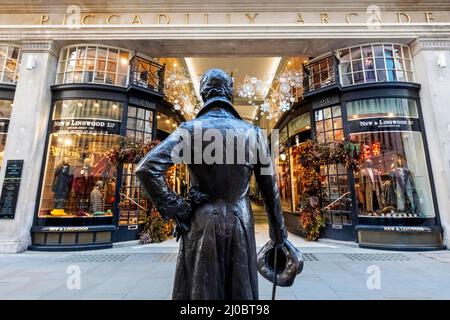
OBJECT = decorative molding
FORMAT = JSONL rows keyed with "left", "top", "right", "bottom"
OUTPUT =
{"left": 1, "top": 0, "right": 450, "bottom": 13}
{"left": 411, "top": 38, "right": 450, "bottom": 56}
{"left": 20, "top": 40, "right": 59, "bottom": 57}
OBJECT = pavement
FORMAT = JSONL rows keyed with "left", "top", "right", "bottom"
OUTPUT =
{"left": 1, "top": 219, "right": 450, "bottom": 300}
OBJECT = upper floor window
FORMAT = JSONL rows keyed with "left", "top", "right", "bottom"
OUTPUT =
{"left": 56, "top": 45, "right": 130, "bottom": 87}
{"left": 0, "top": 44, "right": 21, "bottom": 84}
{"left": 338, "top": 44, "right": 414, "bottom": 86}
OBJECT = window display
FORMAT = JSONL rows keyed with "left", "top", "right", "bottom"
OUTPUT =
{"left": 348, "top": 98, "right": 434, "bottom": 218}
{"left": 38, "top": 99, "right": 123, "bottom": 219}
{"left": 276, "top": 149, "right": 292, "bottom": 211}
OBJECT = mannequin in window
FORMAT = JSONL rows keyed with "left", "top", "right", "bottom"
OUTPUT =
{"left": 72, "top": 158, "right": 94, "bottom": 212}
{"left": 52, "top": 157, "right": 72, "bottom": 209}
{"left": 90, "top": 180, "right": 104, "bottom": 213}
{"left": 386, "top": 157, "right": 420, "bottom": 215}
{"left": 357, "top": 159, "right": 384, "bottom": 215}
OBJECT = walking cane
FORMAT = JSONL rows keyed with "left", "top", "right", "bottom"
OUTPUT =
{"left": 271, "top": 247, "right": 278, "bottom": 300}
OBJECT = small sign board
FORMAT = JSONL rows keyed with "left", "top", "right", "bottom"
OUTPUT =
{"left": 0, "top": 160, "right": 24, "bottom": 219}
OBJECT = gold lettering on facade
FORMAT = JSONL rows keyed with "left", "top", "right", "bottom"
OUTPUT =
{"left": 396, "top": 12, "right": 411, "bottom": 23}
{"left": 320, "top": 13, "right": 330, "bottom": 24}
{"left": 226, "top": 13, "right": 231, "bottom": 24}
{"left": 297, "top": 13, "right": 305, "bottom": 23}
{"left": 185, "top": 13, "right": 189, "bottom": 24}
{"left": 40, "top": 14, "right": 49, "bottom": 25}
{"left": 106, "top": 14, "right": 119, "bottom": 24}
{"left": 204, "top": 13, "right": 209, "bottom": 24}
{"left": 132, "top": 15, "right": 142, "bottom": 24}
{"left": 245, "top": 13, "right": 258, "bottom": 23}
{"left": 157, "top": 14, "right": 170, "bottom": 24}
{"left": 346, "top": 13, "right": 358, "bottom": 23}
{"left": 81, "top": 14, "right": 95, "bottom": 25}
{"left": 425, "top": 12, "right": 434, "bottom": 23}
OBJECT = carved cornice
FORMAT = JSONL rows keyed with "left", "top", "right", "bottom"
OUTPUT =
{"left": 20, "top": 40, "right": 59, "bottom": 57}
{"left": 1, "top": 0, "right": 450, "bottom": 13}
{"left": 411, "top": 38, "right": 450, "bottom": 56}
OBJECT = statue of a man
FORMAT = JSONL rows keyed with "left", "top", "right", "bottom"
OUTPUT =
{"left": 136, "top": 69, "right": 289, "bottom": 300}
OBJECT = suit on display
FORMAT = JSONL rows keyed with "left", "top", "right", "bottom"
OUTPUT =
{"left": 357, "top": 159, "right": 384, "bottom": 214}
{"left": 135, "top": 69, "right": 292, "bottom": 300}
{"left": 385, "top": 159, "right": 420, "bottom": 215}
{"left": 52, "top": 159, "right": 72, "bottom": 209}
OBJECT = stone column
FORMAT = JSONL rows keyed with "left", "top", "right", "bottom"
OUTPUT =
{"left": 411, "top": 38, "right": 450, "bottom": 249}
{"left": 0, "top": 40, "right": 58, "bottom": 253}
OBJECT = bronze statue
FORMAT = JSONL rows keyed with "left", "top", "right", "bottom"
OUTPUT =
{"left": 136, "top": 68, "right": 301, "bottom": 300}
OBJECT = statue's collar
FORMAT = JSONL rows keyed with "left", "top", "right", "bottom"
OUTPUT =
{"left": 195, "top": 96, "right": 242, "bottom": 120}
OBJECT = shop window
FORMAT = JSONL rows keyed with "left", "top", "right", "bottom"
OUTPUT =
{"left": 276, "top": 149, "right": 292, "bottom": 211}
{"left": 156, "top": 112, "right": 177, "bottom": 135}
{"left": 120, "top": 106, "right": 154, "bottom": 226}
{"left": 348, "top": 98, "right": 435, "bottom": 219}
{"left": 338, "top": 43, "right": 414, "bottom": 86}
{"left": 38, "top": 99, "right": 123, "bottom": 219}
{"left": 56, "top": 45, "right": 130, "bottom": 87}
{"left": 0, "top": 44, "right": 21, "bottom": 84}
{"left": 315, "top": 106, "right": 352, "bottom": 226}
{"left": 276, "top": 113, "right": 312, "bottom": 212}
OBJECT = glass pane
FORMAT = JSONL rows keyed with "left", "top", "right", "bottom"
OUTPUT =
{"left": 365, "top": 71, "right": 376, "bottom": 82}
{"left": 377, "top": 70, "right": 387, "bottom": 82}
{"left": 53, "top": 99, "right": 123, "bottom": 121}
{"left": 362, "top": 45, "right": 373, "bottom": 58}
{"left": 38, "top": 133, "right": 119, "bottom": 218}
{"left": 384, "top": 44, "right": 393, "bottom": 57}
{"left": 352, "top": 60, "right": 363, "bottom": 72}
{"left": 341, "top": 73, "right": 352, "bottom": 86}
{"left": 332, "top": 106, "right": 341, "bottom": 117}
{"left": 373, "top": 45, "right": 383, "bottom": 57}
{"left": 339, "top": 49, "right": 350, "bottom": 62}
{"left": 353, "top": 72, "right": 364, "bottom": 84}
{"left": 351, "top": 131, "right": 435, "bottom": 218}
{"left": 347, "top": 98, "right": 418, "bottom": 118}
{"left": 351, "top": 47, "right": 361, "bottom": 60}
{"left": 375, "top": 58, "right": 385, "bottom": 69}
{"left": 363, "top": 58, "right": 374, "bottom": 70}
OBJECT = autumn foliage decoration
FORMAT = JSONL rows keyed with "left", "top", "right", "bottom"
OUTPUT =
{"left": 293, "top": 137, "right": 363, "bottom": 240}
{"left": 106, "top": 138, "right": 160, "bottom": 165}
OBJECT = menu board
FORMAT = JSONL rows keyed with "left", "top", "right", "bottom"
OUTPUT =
{"left": 0, "top": 160, "right": 24, "bottom": 219}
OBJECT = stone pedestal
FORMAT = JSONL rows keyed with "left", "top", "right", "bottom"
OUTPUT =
{"left": 412, "top": 38, "right": 450, "bottom": 249}
{"left": 0, "top": 41, "right": 57, "bottom": 253}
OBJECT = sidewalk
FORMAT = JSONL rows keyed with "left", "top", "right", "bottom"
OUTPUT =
{"left": 0, "top": 227, "right": 449, "bottom": 300}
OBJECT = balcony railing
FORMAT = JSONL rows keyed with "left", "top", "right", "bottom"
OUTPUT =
{"left": 129, "top": 56, "right": 165, "bottom": 94}
{"left": 302, "top": 54, "right": 339, "bottom": 93}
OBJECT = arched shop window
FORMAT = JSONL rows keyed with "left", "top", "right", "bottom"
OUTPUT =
{"left": 0, "top": 99, "right": 13, "bottom": 168}
{"left": 0, "top": 44, "right": 21, "bottom": 84}
{"left": 56, "top": 45, "right": 130, "bottom": 87}
{"left": 38, "top": 99, "right": 122, "bottom": 219}
{"left": 338, "top": 44, "right": 413, "bottom": 86}
{"left": 347, "top": 98, "right": 435, "bottom": 219}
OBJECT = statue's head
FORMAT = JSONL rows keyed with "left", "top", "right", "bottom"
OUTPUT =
{"left": 199, "top": 69, "right": 233, "bottom": 103}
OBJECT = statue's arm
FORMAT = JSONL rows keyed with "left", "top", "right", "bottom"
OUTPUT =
{"left": 254, "top": 128, "right": 288, "bottom": 246}
{"left": 135, "top": 126, "right": 190, "bottom": 231}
